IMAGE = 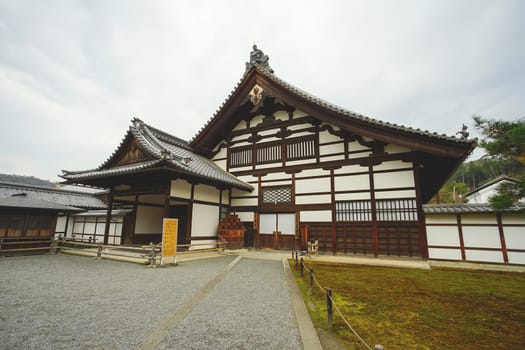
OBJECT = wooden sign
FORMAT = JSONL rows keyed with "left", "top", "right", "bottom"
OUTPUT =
{"left": 161, "top": 218, "right": 178, "bottom": 265}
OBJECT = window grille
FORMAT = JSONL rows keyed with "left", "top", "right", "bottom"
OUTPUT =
{"left": 376, "top": 199, "right": 418, "bottom": 221}
{"left": 336, "top": 198, "right": 418, "bottom": 222}
{"left": 256, "top": 143, "right": 281, "bottom": 164}
{"left": 229, "top": 135, "right": 317, "bottom": 168}
{"left": 336, "top": 200, "right": 372, "bottom": 221}
{"left": 261, "top": 186, "right": 292, "bottom": 204}
{"left": 230, "top": 146, "right": 252, "bottom": 167}
{"left": 286, "top": 136, "right": 316, "bottom": 161}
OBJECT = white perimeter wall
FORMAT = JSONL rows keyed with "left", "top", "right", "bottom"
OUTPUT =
{"left": 426, "top": 212, "right": 525, "bottom": 265}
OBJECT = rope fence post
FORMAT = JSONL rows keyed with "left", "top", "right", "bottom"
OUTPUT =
{"left": 309, "top": 267, "right": 314, "bottom": 294}
{"left": 300, "top": 257, "right": 304, "bottom": 277}
{"left": 327, "top": 288, "right": 333, "bottom": 328}
{"left": 292, "top": 247, "right": 295, "bottom": 259}
{"left": 96, "top": 243, "right": 103, "bottom": 260}
{"left": 295, "top": 250, "right": 298, "bottom": 268}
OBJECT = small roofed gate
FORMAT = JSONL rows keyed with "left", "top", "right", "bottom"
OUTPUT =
{"left": 305, "top": 198, "right": 423, "bottom": 257}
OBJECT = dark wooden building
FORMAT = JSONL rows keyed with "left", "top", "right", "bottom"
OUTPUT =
{"left": 62, "top": 46, "right": 476, "bottom": 258}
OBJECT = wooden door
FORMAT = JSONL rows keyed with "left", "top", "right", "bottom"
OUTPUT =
{"left": 258, "top": 213, "right": 295, "bottom": 250}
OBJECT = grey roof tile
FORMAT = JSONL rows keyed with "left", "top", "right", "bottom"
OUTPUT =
{"left": 0, "top": 182, "right": 105, "bottom": 209}
{"left": 423, "top": 203, "right": 525, "bottom": 214}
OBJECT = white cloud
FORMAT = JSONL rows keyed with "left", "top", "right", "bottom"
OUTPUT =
{"left": 0, "top": 0, "right": 523, "bottom": 181}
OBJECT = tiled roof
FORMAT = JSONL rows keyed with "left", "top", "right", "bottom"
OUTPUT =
{"left": 0, "top": 182, "right": 106, "bottom": 209}
{"left": 0, "top": 194, "right": 83, "bottom": 211}
{"left": 191, "top": 63, "right": 476, "bottom": 146}
{"left": 423, "top": 203, "right": 525, "bottom": 214}
{"left": 61, "top": 119, "right": 253, "bottom": 191}
{"left": 466, "top": 175, "right": 520, "bottom": 197}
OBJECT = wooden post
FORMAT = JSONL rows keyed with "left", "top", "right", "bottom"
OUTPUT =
{"left": 309, "top": 268, "right": 314, "bottom": 294}
{"left": 96, "top": 243, "right": 103, "bottom": 260}
{"left": 103, "top": 190, "right": 114, "bottom": 245}
{"left": 295, "top": 250, "right": 298, "bottom": 268}
{"left": 292, "top": 247, "right": 295, "bottom": 259}
{"left": 327, "top": 288, "right": 333, "bottom": 327}
{"left": 300, "top": 257, "right": 304, "bottom": 277}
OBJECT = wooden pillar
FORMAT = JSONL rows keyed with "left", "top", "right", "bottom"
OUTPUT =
{"left": 164, "top": 180, "right": 171, "bottom": 219}
{"left": 103, "top": 190, "right": 114, "bottom": 245}
{"left": 369, "top": 165, "right": 379, "bottom": 257}
{"left": 413, "top": 163, "right": 429, "bottom": 259}
{"left": 497, "top": 213, "right": 509, "bottom": 264}
{"left": 330, "top": 169, "right": 337, "bottom": 255}
{"left": 456, "top": 213, "right": 466, "bottom": 261}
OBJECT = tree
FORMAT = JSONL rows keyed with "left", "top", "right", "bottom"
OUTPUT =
{"left": 473, "top": 116, "right": 525, "bottom": 210}
{"left": 430, "top": 181, "right": 469, "bottom": 204}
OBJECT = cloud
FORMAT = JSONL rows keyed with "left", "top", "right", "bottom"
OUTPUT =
{"left": 0, "top": 0, "right": 524, "bottom": 181}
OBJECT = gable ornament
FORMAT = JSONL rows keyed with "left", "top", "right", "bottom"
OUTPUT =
{"left": 245, "top": 44, "right": 274, "bottom": 73}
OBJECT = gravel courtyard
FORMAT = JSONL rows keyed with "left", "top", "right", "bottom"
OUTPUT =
{"left": 0, "top": 254, "right": 302, "bottom": 350}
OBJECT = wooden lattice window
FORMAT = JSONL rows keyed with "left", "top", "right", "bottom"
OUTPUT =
{"left": 286, "top": 135, "right": 316, "bottom": 161}
{"left": 229, "top": 146, "right": 252, "bottom": 167}
{"left": 376, "top": 199, "right": 418, "bottom": 221}
{"left": 229, "top": 135, "right": 318, "bottom": 168}
{"left": 261, "top": 186, "right": 292, "bottom": 205}
{"left": 336, "top": 199, "right": 418, "bottom": 222}
{"left": 336, "top": 200, "right": 372, "bottom": 222}
{"left": 256, "top": 142, "right": 281, "bottom": 164}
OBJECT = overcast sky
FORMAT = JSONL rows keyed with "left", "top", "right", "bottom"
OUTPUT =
{"left": 1, "top": 0, "right": 524, "bottom": 182}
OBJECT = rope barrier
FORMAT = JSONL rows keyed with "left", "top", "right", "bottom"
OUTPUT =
{"left": 297, "top": 256, "right": 378, "bottom": 350}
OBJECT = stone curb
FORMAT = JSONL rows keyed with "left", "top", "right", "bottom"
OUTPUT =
{"left": 282, "top": 258, "right": 324, "bottom": 350}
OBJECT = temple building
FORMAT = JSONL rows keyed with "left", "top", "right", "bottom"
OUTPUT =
{"left": 61, "top": 46, "right": 476, "bottom": 258}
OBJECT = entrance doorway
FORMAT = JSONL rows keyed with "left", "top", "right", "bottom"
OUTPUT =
{"left": 169, "top": 205, "right": 189, "bottom": 246}
{"left": 258, "top": 213, "right": 295, "bottom": 250}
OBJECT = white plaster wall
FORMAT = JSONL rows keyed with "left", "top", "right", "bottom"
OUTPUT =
{"left": 236, "top": 211, "right": 254, "bottom": 223}
{"left": 232, "top": 120, "right": 247, "bottom": 131}
{"left": 135, "top": 206, "right": 164, "bottom": 234}
{"left": 250, "top": 114, "right": 265, "bottom": 126}
{"left": 465, "top": 249, "right": 504, "bottom": 263}
{"left": 274, "top": 111, "right": 289, "bottom": 121}
{"left": 374, "top": 170, "right": 415, "bottom": 189}
{"left": 503, "top": 227, "right": 525, "bottom": 249}
{"left": 461, "top": 214, "right": 497, "bottom": 225}
{"left": 334, "top": 174, "right": 369, "bottom": 191}
{"left": 292, "top": 110, "right": 308, "bottom": 118}
{"left": 295, "top": 194, "right": 331, "bottom": 204}
{"left": 426, "top": 226, "right": 460, "bottom": 246}
{"left": 286, "top": 159, "right": 318, "bottom": 167}
{"left": 214, "top": 159, "right": 227, "bottom": 171}
{"left": 300, "top": 210, "right": 332, "bottom": 222}
{"left": 374, "top": 160, "right": 412, "bottom": 171}
{"left": 191, "top": 203, "right": 219, "bottom": 237}
{"left": 384, "top": 144, "right": 411, "bottom": 154}
{"left": 298, "top": 168, "right": 328, "bottom": 178}
{"left": 170, "top": 180, "right": 192, "bottom": 199}
{"left": 501, "top": 214, "right": 525, "bottom": 224}
{"left": 425, "top": 214, "right": 457, "bottom": 224}
{"left": 212, "top": 147, "right": 227, "bottom": 160}
{"left": 231, "top": 196, "right": 258, "bottom": 206}
{"left": 508, "top": 252, "right": 525, "bottom": 265}
{"left": 375, "top": 190, "right": 416, "bottom": 199}
{"left": 190, "top": 239, "right": 217, "bottom": 250}
{"left": 295, "top": 177, "right": 330, "bottom": 194}
{"left": 335, "top": 192, "right": 370, "bottom": 201}
{"left": 334, "top": 164, "right": 366, "bottom": 175}
{"left": 318, "top": 130, "right": 342, "bottom": 144}
{"left": 319, "top": 155, "right": 345, "bottom": 162}
{"left": 194, "top": 184, "right": 220, "bottom": 203}
{"left": 428, "top": 247, "right": 462, "bottom": 260}
{"left": 347, "top": 141, "right": 370, "bottom": 152}
{"left": 462, "top": 226, "right": 501, "bottom": 248}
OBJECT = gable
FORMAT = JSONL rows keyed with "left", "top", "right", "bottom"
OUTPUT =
{"left": 114, "top": 138, "right": 153, "bottom": 167}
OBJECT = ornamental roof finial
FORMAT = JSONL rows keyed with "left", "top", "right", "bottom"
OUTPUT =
{"left": 245, "top": 44, "right": 274, "bottom": 74}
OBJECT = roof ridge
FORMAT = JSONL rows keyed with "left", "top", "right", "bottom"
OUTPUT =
{"left": 0, "top": 181, "right": 97, "bottom": 197}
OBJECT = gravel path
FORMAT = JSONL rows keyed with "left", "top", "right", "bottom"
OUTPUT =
{"left": 156, "top": 258, "right": 302, "bottom": 350}
{"left": 0, "top": 254, "right": 303, "bottom": 350}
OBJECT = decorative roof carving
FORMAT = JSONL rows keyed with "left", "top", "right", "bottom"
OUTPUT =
{"left": 245, "top": 44, "right": 274, "bottom": 74}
